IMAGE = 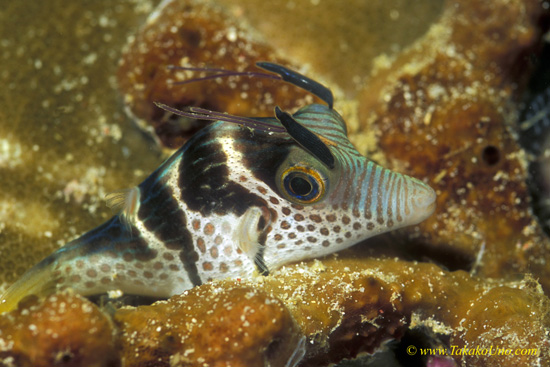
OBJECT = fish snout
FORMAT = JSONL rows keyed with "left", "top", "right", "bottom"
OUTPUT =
{"left": 405, "top": 177, "right": 436, "bottom": 225}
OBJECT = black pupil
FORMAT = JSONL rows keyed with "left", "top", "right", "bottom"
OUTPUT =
{"left": 290, "top": 177, "right": 312, "bottom": 196}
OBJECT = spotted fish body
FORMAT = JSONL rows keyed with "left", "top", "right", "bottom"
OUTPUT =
{"left": 0, "top": 64, "right": 436, "bottom": 313}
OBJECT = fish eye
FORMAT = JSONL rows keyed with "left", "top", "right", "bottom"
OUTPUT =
{"left": 280, "top": 166, "right": 326, "bottom": 204}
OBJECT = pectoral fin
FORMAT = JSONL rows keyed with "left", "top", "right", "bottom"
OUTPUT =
{"left": 237, "top": 206, "right": 272, "bottom": 276}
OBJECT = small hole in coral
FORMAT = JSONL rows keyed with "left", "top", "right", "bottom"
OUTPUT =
{"left": 481, "top": 145, "right": 500, "bottom": 165}
{"left": 55, "top": 350, "right": 74, "bottom": 365}
{"left": 264, "top": 338, "right": 282, "bottom": 361}
{"left": 161, "top": 334, "right": 179, "bottom": 352}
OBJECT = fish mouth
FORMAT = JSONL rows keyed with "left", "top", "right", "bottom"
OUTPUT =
{"left": 408, "top": 181, "right": 437, "bottom": 225}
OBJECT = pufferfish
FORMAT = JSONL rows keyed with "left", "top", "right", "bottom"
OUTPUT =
{"left": 0, "top": 62, "right": 436, "bottom": 313}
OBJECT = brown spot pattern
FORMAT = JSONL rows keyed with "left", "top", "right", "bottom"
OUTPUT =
{"left": 123, "top": 253, "right": 133, "bottom": 262}
{"left": 204, "top": 223, "right": 215, "bottom": 236}
{"left": 342, "top": 215, "right": 351, "bottom": 225}
{"left": 294, "top": 214, "right": 305, "bottom": 221}
{"left": 197, "top": 238, "right": 206, "bottom": 253}
{"left": 309, "top": 215, "right": 322, "bottom": 223}
{"left": 326, "top": 214, "right": 336, "bottom": 222}
{"left": 100, "top": 264, "right": 111, "bottom": 273}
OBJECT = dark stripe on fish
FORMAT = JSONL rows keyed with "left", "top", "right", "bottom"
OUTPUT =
{"left": 55, "top": 216, "right": 154, "bottom": 263}
{"left": 138, "top": 174, "right": 201, "bottom": 286}
{"left": 234, "top": 127, "right": 293, "bottom": 196}
{"left": 179, "top": 125, "right": 268, "bottom": 216}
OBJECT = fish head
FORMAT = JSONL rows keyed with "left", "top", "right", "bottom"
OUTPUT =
{"left": 217, "top": 102, "right": 436, "bottom": 271}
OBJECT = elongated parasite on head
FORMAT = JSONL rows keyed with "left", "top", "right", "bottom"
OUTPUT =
{"left": 273, "top": 106, "right": 335, "bottom": 169}
{"left": 0, "top": 62, "right": 436, "bottom": 313}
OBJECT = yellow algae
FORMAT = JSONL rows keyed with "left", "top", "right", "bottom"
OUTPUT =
{"left": 0, "top": 0, "right": 163, "bottom": 292}
{"left": 215, "top": 0, "right": 445, "bottom": 95}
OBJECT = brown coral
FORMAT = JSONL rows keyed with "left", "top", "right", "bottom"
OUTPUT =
{"left": 115, "top": 285, "right": 304, "bottom": 367}
{"left": 2, "top": 258, "right": 548, "bottom": 367}
{"left": 358, "top": 0, "right": 550, "bottom": 292}
{"left": 117, "top": 0, "right": 317, "bottom": 148}
{"left": 265, "top": 257, "right": 550, "bottom": 367}
{"left": 0, "top": 291, "right": 119, "bottom": 367}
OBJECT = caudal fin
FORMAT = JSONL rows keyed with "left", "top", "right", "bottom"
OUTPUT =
{"left": 0, "top": 259, "right": 58, "bottom": 313}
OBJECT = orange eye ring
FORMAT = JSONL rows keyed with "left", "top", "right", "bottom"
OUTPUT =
{"left": 280, "top": 166, "right": 326, "bottom": 204}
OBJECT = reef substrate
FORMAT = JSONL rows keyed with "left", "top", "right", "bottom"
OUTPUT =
{"left": 117, "top": 0, "right": 316, "bottom": 148}
{"left": 1, "top": 258, "right": 549, "bottom": 366}
{"left": 358, "top": 0, "right": 550, "bottom": 294}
